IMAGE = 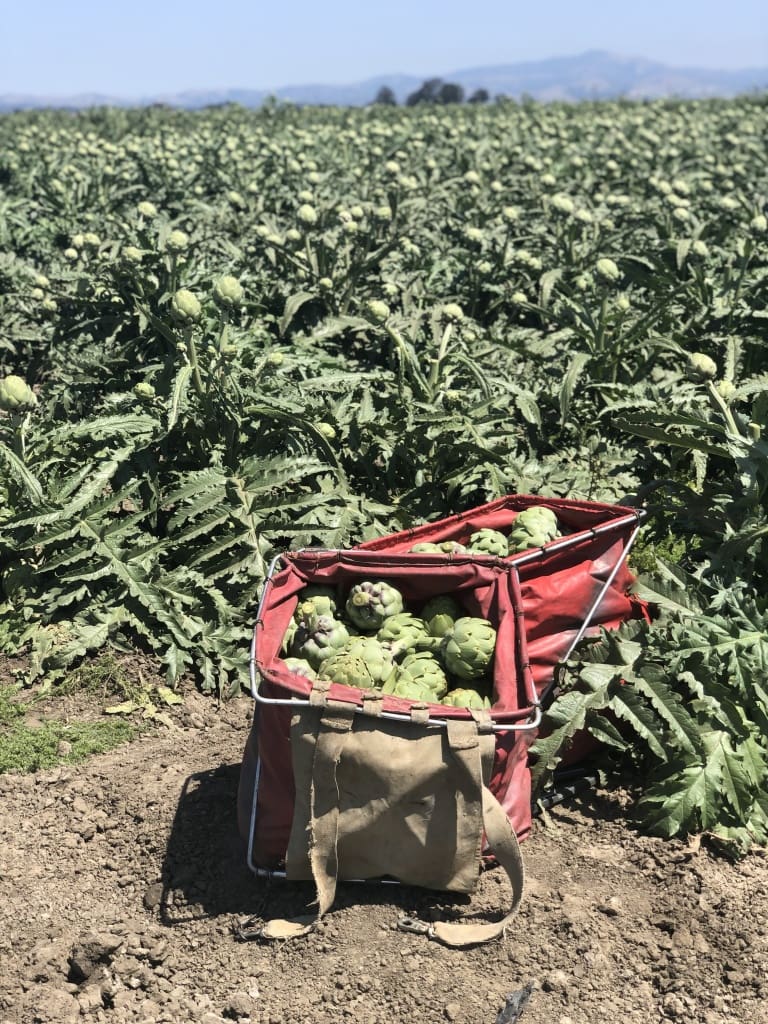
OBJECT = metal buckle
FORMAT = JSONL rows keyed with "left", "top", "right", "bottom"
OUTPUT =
{"left": 397, "top": 916, "right": 435, "bottom": 937}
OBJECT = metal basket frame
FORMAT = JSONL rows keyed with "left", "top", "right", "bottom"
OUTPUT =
{"left": 246, "top": 509, "right": 644, "bottom": 879}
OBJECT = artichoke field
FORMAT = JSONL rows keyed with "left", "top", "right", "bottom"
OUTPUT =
{"left": 1, "top": 97, "right": 768, "bottom": 850}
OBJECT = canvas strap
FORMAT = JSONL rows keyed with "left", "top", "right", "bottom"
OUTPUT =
{"left": 258, "top": 704, "right": 524, "bottom": 946}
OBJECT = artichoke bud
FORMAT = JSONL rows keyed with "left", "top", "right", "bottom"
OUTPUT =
{"left": 137, "top": 201, "right": 158, "bottom": 218}
{"left": 421, "top": 595, "right": 463, "bottom": 638}
{"left": 508, "top": 506, "right": 560, "bottom": 553}
{"left": 133, "top": 382, "right": 156, "bottom": 401}
{"left": 442, "top": 688, "right": 491, "bottom": 709}
{"left": 396, "top": 652, "right": 448, "bottom": 698}
{"left": 165, "top": 229, "right": 189, "bottom": 253}
{"left": 171, "top": 288, "right": 202, "bottom": 324}
{"left": 715, "top": 379, "right": 736, "bottom": 403}
{"left": 213, "top": 275, "right": 244, "bottom": 308}
{"left": 595, "top": 257, "right": 621, "bottom": 283}
{"left": 442, "top": 303, "right": 464, "bottom": 323}
{"left": 438, "top": 541, "right": 467, "bottom": 554}
{"left": 292, "top": 614, "right": 350, "bottom": 670}
{"left": 281, "top": 657, "right": 317, "bottom": 680}
{"left": 409, "top": 542, "right": 442, "bottom": 553}
{"left": 346, "top": 580, "right": 404, "bottom": 631}
{"left": 441, "top": 618, "right": 497, "bottom": 681}
{"left": 316, "top": 422, "right": 336, "bottom": 440}
{"left": 376, "top": 613, "right": 429, "bottom": 659}
{"left": 685, "top": 352, "right": 718, "bottom": 383}
{"left": 122, "top": 245, "right": 143, "bottom": 263}
{"left": 297, "top": 203, "right": 318, "bottom": 226}
{"left": 0, "top": 375, "right": 37, "bottom": 412}
{"left": 364, "top": 299, "right": 390, "bottom": 324}
{"left": 468, "top": 529, "right": 509, "bottom": 557}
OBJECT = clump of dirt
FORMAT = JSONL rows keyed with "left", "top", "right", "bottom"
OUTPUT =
{"left": 1, "top": 693, "right": 765, "bottom": 1024}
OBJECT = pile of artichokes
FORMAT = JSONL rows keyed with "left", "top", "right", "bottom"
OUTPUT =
{"left": 406, "top": 506, "right": 562, "bottom": 558}
{"left": 280, "top": 582, "right": 495, "bottom": 708}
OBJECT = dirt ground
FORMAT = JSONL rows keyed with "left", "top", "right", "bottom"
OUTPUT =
{"left": 0, "top": 691, "right": 766, "bottom": 1024}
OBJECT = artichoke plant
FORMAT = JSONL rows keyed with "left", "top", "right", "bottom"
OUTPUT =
{"left": 345, "top": 580, "right": 404, "bottom": 631}
{"left": 441, "top": 617, "right": 496, "bottom": 680}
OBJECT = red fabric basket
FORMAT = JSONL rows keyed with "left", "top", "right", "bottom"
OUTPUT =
{"left": 240, "top": 549, "right": 538, "bottom": 870}
{"left": 238, "top": 496, "right": 647, "bottom": 875}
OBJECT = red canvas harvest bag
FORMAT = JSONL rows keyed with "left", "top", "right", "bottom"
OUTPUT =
{"left": 237, "top": 497, "right": 646, "bottom": 943}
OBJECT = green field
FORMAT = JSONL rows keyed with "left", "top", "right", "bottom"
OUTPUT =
{"left": 1, "top": 97, "right": 767, "bottom": 848}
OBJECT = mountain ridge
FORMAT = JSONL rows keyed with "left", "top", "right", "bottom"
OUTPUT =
{"left": 2, "top": 50, "right": 766, "bottom": 112}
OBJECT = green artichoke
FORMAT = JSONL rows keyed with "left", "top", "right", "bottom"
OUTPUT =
{"left": 508, "top": 506, "right": 560, "bottom": 553}
{"left": 441, "top": 688, "right": 491, "bottom": 709}
{"left": 319, "top": 637, "right": 397, "bottom": 690}
{"left": 410, "top": 542, "right": 443, "bottom": 553}
{"left": 441, "top": 617, "right": 496, "bottom": 681}
{"left": 171, "top": 288, "right": 202, "bottom": 324}
{"left": 137, "top": 200, "right": 158, "bottom": 218}
{"left": 467, "top": 529, "right": 509, "bottom": 557}
{"left": 0, "top": 375, "right": 37, "bottom": 412}
{"left": 166, "top": 229, "right": 189, "bottom": 253}
{"left": 392, "top": 651, "right": 448, "bottom": 698}
{"left": 421, "top": 595, "right": 462, "bottom": 638}
{"left": 133, "top": 382, "right": 156, "bottom": 401}
{"left": 212, "top": 275, "right": 244, "bottom": 308}
{"left": 595, "top": 257, "right": 621, "bottom": 283}
{"left": 293, "top": 586, "right": 337, "bottom": 623}
{"left": 281, "top": 619, "right": 298, "bottom": 655}
{"left": 377, "top": 613, "right": 429, "bottom": 658}
{"left": 364, "top": 299, "right": 390, "bottom": 324}
{"left": 438, "top": 540, "right": 468, "bottom": 554}
{"left": 298, "top": 583, "right": 337, "bottom": 609}
{"left": 281, "top": 657, "right": 317, "bottom": 680}
{"left": 385, "top": 677, "right": 438, "bottom": 702}
{"left": 345, "top": 580, "right": 404, "bottom": 631}
{"left": 291, "top": 613, "right": 350, "bottom": 670}
{"left": 686, "top": 352, "right": 718, "bottom": 383}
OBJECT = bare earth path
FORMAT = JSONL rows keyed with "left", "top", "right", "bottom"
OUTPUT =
{"left": 1, "top": 693, "right": 766, "bottom": 1024}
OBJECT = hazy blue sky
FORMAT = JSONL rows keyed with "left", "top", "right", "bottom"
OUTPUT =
{"left": 4, "top": 0, "right": 767, "bottom": 96}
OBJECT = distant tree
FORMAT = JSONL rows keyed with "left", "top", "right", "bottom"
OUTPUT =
{"left": 373, "top": 85, "right": 397, "bottom": 106}
{"left": 406, "top": 78, "right": 466, "bottom": 106}
{"left": 406, "top": 78, "right": 443, "bottom": 106}
{"left": 438, "top": 82, "right": 464, "bottom": 104}
{"left": 468, "top": 88, "right": 489, "bottom": 104}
